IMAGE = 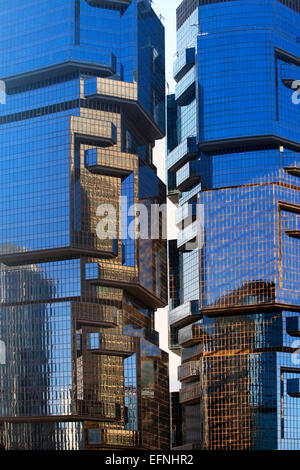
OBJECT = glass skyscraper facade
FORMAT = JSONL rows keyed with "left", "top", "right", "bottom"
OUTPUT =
{"left": 168, "top": 0, "right": 300, "bottom": 450}
{"left": 0, "top": 0, "right": 169, "bottom": 450}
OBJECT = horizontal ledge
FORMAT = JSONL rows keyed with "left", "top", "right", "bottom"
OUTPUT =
{"left": 175, "top": 82, "right": 196, "bottom": 107}
{"left": 86, "top": 165, "right": 132, "bottom": 178}
{"left": 85, "top": 0, "right": 131, "bottom": 11}
{"left": 173, "top": 49, "right": 195, "bottom": 83}
{"left": 179, "top": 397, "right": 200, "bottom": 406}
{"left": 86, "top": 95, "right": 164, "bottom": 141}
{"left": 286, "top": 230, "right": 300, "bottom": 239}
{"left": 90, "top": 348, "right": 133, "bottom": 357}
{"left": 179, "top": 338, "right": 201, "bottom": 348}
{"left": 202, "top": 302, "right": 300, "bottom": 317}
{"left": 89, "top": 278, "right": 166, "bottom": 309}
{"left": 284, "top": 167, "right": 300, "bottom": 177}
{"left": 176, "top": 175, "right": 201, "bottom": 193}
{"left": 198, "top": 135, "right": 300, "bottom": 153}
{"left": 89, "top": 443, "right": 141, "bottom": 450}
{"left": 0, "top": 415, "right": 116, "bottom": 423}
{"left": 177, "top": 238, "right": 197, "bottom": 253}
{"left": 0, "top": 246, "right": 117, "bottom": 266}
{"left": 75, "top": 133, "right": 116, "bottom": 147}
{"left": 179, "top": 375, "right": 200, "bottom": 384}
{"left": 169, "top": 345, "right": 182, "bottom": 357}
{"left": 172, "top": 444, "right": 201, "bottom": 451}
{"left": 76, "top": 319, "right": 118, "bottom": 328}
{"left": 167, "top": 190, "right": 181, "bottom": 205}
{"left": 282, "top": 79, "right": 296, "bottom": 89}
{"left": 4, "top": 61, "right": 116, "bottom": 89}
{"left": 169, "top": 313, "right": 202, "bottom": 329}
{"left": 279, "top": 201, "right": 300, "bottom": 215}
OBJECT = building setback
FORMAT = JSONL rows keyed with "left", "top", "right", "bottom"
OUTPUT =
{"left": 0, "top": 0, "right": 169, "bottom": 450}
{"left": 168, "top": 0, "right": 300, "bottom": 450}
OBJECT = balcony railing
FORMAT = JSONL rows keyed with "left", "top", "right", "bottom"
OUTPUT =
{"left": 169, "top": 301, "right": 201, "bottom": 329}
{"left": 176, "top": 160, "right": 201, "bottom": 192}
{"left": 180, "top": 382, "right": 201, "bottom": 404}
{"left": 181, "top": 343, "right": 204, "bottom": 362}
{"left": 178, "top": 361, "right": 201, "bottom": 383}
{"left": 167, "top": 137, "right": 198, "bottom": 172}
{"left": 178, "top": 323, "right": 203, "bottom": 347}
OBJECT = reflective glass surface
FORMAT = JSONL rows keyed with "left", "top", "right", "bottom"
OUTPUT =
{"left": 0, "top": 0, "right": 169, "bottom": 450}
{"left": 168, "top": 0, "right": 300, "bottom": 450}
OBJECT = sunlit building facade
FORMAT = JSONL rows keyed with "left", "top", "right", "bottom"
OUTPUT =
{"left": 0, "top": 0, "right": 169, "bottom": 450}
{"left": 168, "top": 0, "right": 300, "bottom": 450}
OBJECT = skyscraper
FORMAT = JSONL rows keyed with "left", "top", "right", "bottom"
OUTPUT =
{"left": 0, "top": 0, "right": 169, "bottom": 450}
{"left": 168, "top": 0, "right": 300, "bottom": 450}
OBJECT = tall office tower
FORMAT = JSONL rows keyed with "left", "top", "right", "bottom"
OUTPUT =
{"left": 0, "top": 0, "right": 169, "bottom": 450}
{"left": 168, "top": 0, "right": 300, "bottom": 450}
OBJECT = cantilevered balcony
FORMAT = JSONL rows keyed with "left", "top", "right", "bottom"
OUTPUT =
{"left": 85, "top": 263, "right": 166, "bottom": 309}
{"left": 287, "top": 379, "right": 300, "bottom": 397}
{"left": 175, "top": 202, "right": 197, "bottom": 228}
{"left": 169, "top": 326, "right": 181, "bottom": 356}
{"left": 169, "top": 301, "right": 201, "bottom": 329}
{"left": 175, "top": 67, "right": 196, "bottom": 106}
{"left": 85, "top": 0, "right": 132, "bottom": 13}
{"left": 76, "top": 401, "right": 121, "bottom": 422}
{"left": 167, "top": 137, "right": 198, "bottom": 172}
{"left": 286, "top": 316, "right": 300, "bottom": 336}
{"left": 72, "top": 115, "right": 117, "bottom": 147}
{"left": 167, "top": 169, "right": 181, "bottom": 204}
{"left": 0, "top": 234, "right": 118, "bottom": 267}
{"left": 180, "top": 382, "right": 201, "bottom": 405}
{"left": 281, "top": 62, "right": 299, "bottom": 89}
{"left": 87, "top": 333, "right": 138, "bottom": 357}
{"left": 101, "top": 429, "right": 139, "bottom": 448}
{"left": 178, "top": 323, "right": 203, "bottom": 348}
{"left": 178, "top": 361, "right": 201, "bottom": 383}
{"left": 84, "top": 77, "right": 137, "bottom": 101}
{"left": 84, "top": 148, "right": 136, "bottom": 178}
{"left": 284, "top": 166, "right": 300, "bottom": 177}
{"left": 176, "top": 160, "right": 201, "bottom": 192}
{"left": 173, "top": 48, "right": 196, "bottom": 83}
{"left": 83, "top": 77, "right": 163, "bottom": 140}
{"left": 177, "top": 220, "right": 199, "bottom": 252}
{"left": 286, "top": 230, "right": 300, "bottom": 239}
{"left": 72, "top": 302, "right": 119, "bottom": 328}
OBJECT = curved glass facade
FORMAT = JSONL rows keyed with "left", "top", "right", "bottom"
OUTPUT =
{"left": 168, "top": 0, "right": 300, "bottom": 450}
{"left": 0, "top": 0, "right": 169, "bottom": 450}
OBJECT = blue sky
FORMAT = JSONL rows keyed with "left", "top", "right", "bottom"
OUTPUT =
{"left": 152, "top": 0, "right": 182, "bottom": 91}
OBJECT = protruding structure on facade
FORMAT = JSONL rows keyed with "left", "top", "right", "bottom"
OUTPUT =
{"left": 168, "top": 0, "right": 300, "bottom": 450}
{"left": 0, "top": 0, "right": 169, "bottom": 450}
